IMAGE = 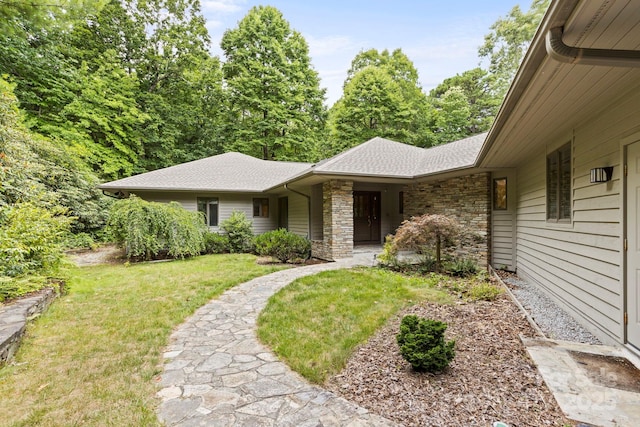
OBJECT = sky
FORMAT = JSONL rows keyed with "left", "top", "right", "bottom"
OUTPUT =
{"left": 200, "top": 0, "right": 526, "bottom": 106}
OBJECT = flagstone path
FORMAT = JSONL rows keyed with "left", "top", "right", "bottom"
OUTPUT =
{"left": 156, "top": 253, "right": 398, "bottom": 426}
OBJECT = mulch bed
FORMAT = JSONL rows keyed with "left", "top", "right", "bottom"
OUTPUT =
{"left": 326, "top": 293, "right": 572, "bottom": 427}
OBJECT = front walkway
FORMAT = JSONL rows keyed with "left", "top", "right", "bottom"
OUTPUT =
{"left": 156, "top": 252, "right": 397, "bottom": 426}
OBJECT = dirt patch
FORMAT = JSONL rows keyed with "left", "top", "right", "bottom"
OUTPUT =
{"left": 67, "top": 244, "right": 125, "bottom": 267}
{"left": 569, "top": 350, "right": 640, "bottom": 393}
{"left": 326, "top": 294, "right": 571, "bottom": 427}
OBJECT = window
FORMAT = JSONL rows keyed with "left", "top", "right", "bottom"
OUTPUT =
{"left": 399, "top": 191, "right": 404, "bottom": 214}
{"left": 547, "top": 143, "right": 571, "bottom": 222}
{"left": 493, "top": 178, "right": 507, "bottom": 210}
{"left": 253, "top": 198, "right": 269, "bottom": 217}
{"left": 197, "top": 197, "right": 218, "bottom": 227}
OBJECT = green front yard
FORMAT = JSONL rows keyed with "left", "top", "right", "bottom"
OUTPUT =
{"left": 0, "top": 254, "right": 286, "bottom": 427}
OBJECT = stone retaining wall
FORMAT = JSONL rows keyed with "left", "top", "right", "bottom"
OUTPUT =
{"left": 0, "top": 287, "right": 57, "bottom": 364}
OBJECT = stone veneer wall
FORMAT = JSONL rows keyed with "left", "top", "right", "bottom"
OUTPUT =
{"left": 403, "top": 173, "right": 491, "bottom": 268}
{"left": 312, "top": 180, "right": 353, "bottom": 261}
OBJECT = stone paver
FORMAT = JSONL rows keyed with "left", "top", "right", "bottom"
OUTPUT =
{"left": 157, "top": 253, "right": 398, "bottom": 426}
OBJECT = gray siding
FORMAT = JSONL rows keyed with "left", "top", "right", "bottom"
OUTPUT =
{"left": 133, "top": 191, "right": 278, "bottom": 234}
{"left": 491, "top": 170, "right": 516, "bottom": 271}
{"left": 310, "top": 184, "right": 323, "bottom": 240}
{"left": 513, "top": 88, "right": 640, "bottom": 345}
{"left": 288, "top": 193, "right": 309, "bottom": 237}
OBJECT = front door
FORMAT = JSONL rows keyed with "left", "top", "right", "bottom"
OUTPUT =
{"left": 353, "top": 191, "right": 381, "bottom": 244}
{"left": 626, "top": 141, "right": 640, "bottom": 348}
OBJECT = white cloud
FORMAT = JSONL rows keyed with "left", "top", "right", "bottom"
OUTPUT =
{"left": 200, "top": 0, "right": 245, "bottom": 14}
{"left": 305, "top": 34, "right": 357, "bottom": 57}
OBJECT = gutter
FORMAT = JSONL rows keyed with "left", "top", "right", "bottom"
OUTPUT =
{"left": 284, "top": 183, "right": 312, "bottom": 238}
{"left": 545, "top": 26, "right": 640, "bottom": 67}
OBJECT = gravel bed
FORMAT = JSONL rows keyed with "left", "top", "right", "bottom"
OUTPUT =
{"left": 500, "top": 273, "right": 601, "bottom": 345}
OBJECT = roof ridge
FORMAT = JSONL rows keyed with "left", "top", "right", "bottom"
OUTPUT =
{"left": 315, "top": 137, "right": 384, "bottom": 170}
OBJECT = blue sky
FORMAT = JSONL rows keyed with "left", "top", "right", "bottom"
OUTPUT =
{"left": 200, "top": 1, "right": 525, "bottom": 105}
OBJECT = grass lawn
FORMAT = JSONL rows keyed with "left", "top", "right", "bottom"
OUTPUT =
{"left": 0, "top": 254, "right": 286, "bottom": 427}
{"left": 257, "top": 268, "right": 451, "bottom": 384}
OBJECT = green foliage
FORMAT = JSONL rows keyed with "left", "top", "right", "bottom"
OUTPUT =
{"left": 377, "top": 235, "right": 400, "bottom": 267}
{"left": 0, "top": 77, "right": 109, "bottom": 233}
{"left": 221, "top": 5, "right": 326, "bottom": 161}
{"left": 107, "top": 196, "right": 206, "bottom": 260}
{"left": 431, "top": 86, "right": 472, "bottom": 145}
{"left": 479, "top": 0, "right": 550, "bottom": 98}
{"left": 0, "top": 203, "right": 72, "bottom": 298}
{"left": 445, "top": 257, "right": 479, "bottom": 277}
{"left": 254, "top": 229, "right": 311, "bottom": 263}
{"left": 397, "top": 315, "right": 455, "bottom": 372}
{"left": 203, "top": 231, "right": 229, "bottom": 254}
{"left": 429, "top": 68, "right": 499, "bottom": 136}
{"left": 468, "top": 281, "right": 503, "bottom": 301}
{"left": 220, "top": 211, "right": 255, "bottom": 253}
{"left": 327, "top": 48, "right": 433, "bottom": 154}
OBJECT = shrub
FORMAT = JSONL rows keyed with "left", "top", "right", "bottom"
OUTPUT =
{"left": 445, "top": 257, "right": 478, "bottom": 277}
{"left": 392, "top": 214, "right": 460, "bottom": 272}
{"left": 397, "top": 315, "right": 455, "bottom": 372}
{"left": 220, "top": 211, "right": 254, "bottom": 253}
{"left": 107, "top": 196, "right": 206, "bottom": 260}
{"left": 377, "top": 235, "right": 400, "bottom": 267}
{"left": 0, "top": 202, "right": 72, "bottom": 278}
{"left": 468, "top": 281, "right": 503, "bottom": 301}
{"left": 203, "top": 232, "right": 229, "bottom": 254}
{"left": 254, "top": 229, "right": 311, "bottom": 263}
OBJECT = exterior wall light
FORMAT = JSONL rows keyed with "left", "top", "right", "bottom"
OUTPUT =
{"left": 590, "top": 166, "right": 613, "bottom": 183}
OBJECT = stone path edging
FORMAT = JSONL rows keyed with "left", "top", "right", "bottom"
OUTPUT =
{"left": 157, "top": 255, "right": 399, "bottom": 426}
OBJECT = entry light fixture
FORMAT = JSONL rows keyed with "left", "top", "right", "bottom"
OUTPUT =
{"left": 590, "top": 166, "right": 613, "bottom": 183}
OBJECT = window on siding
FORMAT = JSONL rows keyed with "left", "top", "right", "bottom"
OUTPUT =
{"left": 253, "top": 198, "right": 269, "bottom": 217}
{"left": 197, "top": 197, "right": 219, "bottom": 226}
{"left": 546, "top": 143, "right": 571, "bottom": 222}
{"left": 493, "top": 178, "right": 507, "bottom": 210}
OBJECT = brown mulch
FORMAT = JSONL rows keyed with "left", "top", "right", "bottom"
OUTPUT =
{"left": 326, "top": 293, "right": 572, "bottom": 427}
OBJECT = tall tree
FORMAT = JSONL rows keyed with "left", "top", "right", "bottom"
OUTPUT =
{"left": 221, "top": 5, "right": 326, "bottom": 161}
{"left": 478, "top": 0, "right": 550, "bottom": 98}
{"left": 327, "top": 48, "right": 432, "bottom": 154}
{"left": 429, "top": 68, "right": 500, "bottom": 135}
{"left": 431, "top": 87, "right": 472, "bottom": 144}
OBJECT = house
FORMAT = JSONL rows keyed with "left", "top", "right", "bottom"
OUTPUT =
{"left": 100, "top": 133, "right": 491, "bottom": 265}
{"left": 101, "top": 0, "right": 640, "bottom": 352}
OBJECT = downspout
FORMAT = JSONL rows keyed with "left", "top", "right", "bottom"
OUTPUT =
{"left": 284, "top": 183, "right": 312, "bottom": 239}
{"left": 546, "top": 26, "right": 640, "bottom": 67}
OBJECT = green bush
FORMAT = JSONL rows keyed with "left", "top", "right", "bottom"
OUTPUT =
{"left": 468, "top": 281, "right": 503, "bottom": 301}
{"left": 220, "top": 211, "right": 254, "bottom": 253}
{"left": 107, "top": 196, "right": 206, "bottom": 260}
{"left": 0, "top": 202, "right": 72, "bottom": 278}
{"left": 203, "top": 232, "right": 229, "bottom": 254}
{"left": 254, "top": 229, "right": 311, "bottom": 263}
{"left": 397, "top": 315, "right": 455, "bottom": 372}
{"left": 445, "top": 257, "right": 478, "bottom": 277}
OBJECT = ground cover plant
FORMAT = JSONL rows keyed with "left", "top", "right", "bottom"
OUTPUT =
{"left": 0, "top": 254, "right": 286, "bottom": 427}
{"left": 257, "top": 268, "right": 451, "bottom": 383}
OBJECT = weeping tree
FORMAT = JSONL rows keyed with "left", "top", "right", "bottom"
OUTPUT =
{"left": 392, "top": 214, "right": 460, "bottom": 272}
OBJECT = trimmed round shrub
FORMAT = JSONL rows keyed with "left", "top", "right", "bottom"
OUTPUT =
{"left": 397, "top": 315, "right": 455, "bottom": 372}
{"left": 254, "top": 229, "right": 311, "bottom": 263}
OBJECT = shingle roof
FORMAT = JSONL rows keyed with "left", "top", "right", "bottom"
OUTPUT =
{"left": 99, "top": 152, "right": 311, "bottom": 192}
{"left": 100, "top": 134, "right": 487, "bottom": 192}
{"left": 415, "top": 132, "right": 487, "bottom": 177}
{"left": 293, "top": 133, "right": 487, "bottom": 181}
